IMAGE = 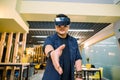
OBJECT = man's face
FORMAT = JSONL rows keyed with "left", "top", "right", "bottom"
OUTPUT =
{"left": 55, "top": 25, "right": 69, "bottom": 36}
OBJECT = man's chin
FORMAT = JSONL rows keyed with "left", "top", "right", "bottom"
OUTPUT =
{"left": 59, "top": 31, "right": 66, "bottom": 34}
{"left": 59, "top": 33, "right": 65, "bottom": 35}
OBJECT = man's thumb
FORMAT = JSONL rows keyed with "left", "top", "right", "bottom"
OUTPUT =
{"left": 58, "top": 44, "right": 65, "bottom": 51}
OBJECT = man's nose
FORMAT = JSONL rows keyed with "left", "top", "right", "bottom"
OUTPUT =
{"left": 60, "top": 25, "right": 66, "bottom": 27}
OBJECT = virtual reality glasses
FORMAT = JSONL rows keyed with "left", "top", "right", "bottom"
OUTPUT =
{"left": 54, "top": 17, "right": 70, "bottom": 26}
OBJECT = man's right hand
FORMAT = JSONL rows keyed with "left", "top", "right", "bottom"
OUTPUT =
{"left": 50, "top": 44, "right": 65, "bottom": 75}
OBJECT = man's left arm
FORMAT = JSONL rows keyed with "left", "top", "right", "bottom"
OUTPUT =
{"left": 75, "top": 59, "right": 82, "bottom": 80}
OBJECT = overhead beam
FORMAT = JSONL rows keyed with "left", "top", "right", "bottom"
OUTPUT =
{"left": 0, "top": 0, "right": 29, "bottom": 33}
{"left": 82, "top": 24, "right": 114, "bottom": 47}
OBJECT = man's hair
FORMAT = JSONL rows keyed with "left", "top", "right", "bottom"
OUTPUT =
{"left": 56, "top": 14, "right": 68, "bottom": 18}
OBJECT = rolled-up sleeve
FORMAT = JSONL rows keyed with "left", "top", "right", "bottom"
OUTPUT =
{"left": 75, "top": 41, "right": 82, "bottom": 61}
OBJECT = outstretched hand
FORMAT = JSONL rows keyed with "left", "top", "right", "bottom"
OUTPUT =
{"left": 50, "top": 44, "right": 65, "bottom": 75}
{"left": 76, "top": 78, "right": 83, "bottom": 80}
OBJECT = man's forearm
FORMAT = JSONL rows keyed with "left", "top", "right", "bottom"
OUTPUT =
{"left": 75, "top": 59, "right": 82, "bottom": 79}
{"left": 45, "top": 45, "right": 54, "bottom": 56}
{"left": 75, "top": 59, "right": 82, "bottom": 71}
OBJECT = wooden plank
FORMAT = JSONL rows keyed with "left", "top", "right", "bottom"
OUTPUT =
{"left": 0, "top": 32, "right": 7, "bottom": 80}
{"left": 10, "top": 33, "right": 27, "bottom": 80}
{"left": 13, "top": 32, "right": 20, "bottom": 63}
{"left": 20, "top": 33, "right": 27, "bottom": 63}
{"left": 0, "top": 32, "right": 6, "bottom": 62}
{"left": 2, "top": 33, "right": 13, "bottom": 80}
{"left": 2, "top": 68, "right": 7, "bottom": 80}
{"left": 5, "top": 32, "right": 13, "bottom": 62}
{"left": 10, "top": 32, "right": 20, "bottom": 80}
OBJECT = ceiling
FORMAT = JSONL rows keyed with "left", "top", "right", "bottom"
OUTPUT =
{"left": 1, "top": 0, "right": 119, "bottom": 48}
{"left": 23, "top": 0, "right": 114, "bottom": 4}
{"left": 20, "top": 1, "right": 120, "bottom": 47}
{"left": 26, "top": 21, "right": 110, "bottom": 47}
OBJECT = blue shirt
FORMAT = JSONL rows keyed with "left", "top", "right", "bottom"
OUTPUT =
{"left": 42, "top": 33, "right": 82, "bottom": 80}
{"left": 59, "top": 35, "right": 71, "bottom": 80}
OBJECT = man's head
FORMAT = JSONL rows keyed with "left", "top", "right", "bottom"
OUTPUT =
{"left": 54, "top": 14, "right": 70, "bottom": 26}
{"left": 54, "top": 14, "right": 70, "bottom": 38}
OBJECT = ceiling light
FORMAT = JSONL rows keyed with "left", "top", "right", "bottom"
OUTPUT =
{"left": 29, "top": 29, "right": 94, "bottom": 32}
{"left": 32, "top": 36, "right": 47, "bottom": 38}
{"left": 74, "top": 36, "right": 85, "bottom": 39}
{"left": 69, "top": 29, "right": 94, "bottom": 32}
{"left": 37, "top": 41, "right": 44, "bottom": 43}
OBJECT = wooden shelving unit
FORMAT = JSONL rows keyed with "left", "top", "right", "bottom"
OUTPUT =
{"left": 0, "top": 32, "right": 27, "bottom": 80}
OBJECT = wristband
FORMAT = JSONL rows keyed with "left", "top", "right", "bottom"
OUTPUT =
{"left": 75, "top": 70, "right": 82, "bottom": 78}
{"left": 47, "top": 50, "right": 53, "bottom": 58}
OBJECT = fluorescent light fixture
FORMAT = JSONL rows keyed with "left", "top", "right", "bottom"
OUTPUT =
{"left": 32, "top": 35, "right": 47, "bottom": 38}
{"left": 29, "top": 29, "right": 94, "bottom": 32}
{"left": 30, "top": 29, "right": 55, "bottom": 31}
{"left": 74, "top": 36, "right": 85, "bottom": 39}
{"left": 32, "top": 35, "right": 84, "bottom": 39}
{"left": 37, "top": 41, "right": 44, "bottom": 43}
{"left": 69, "top": 29, "right": 94, "bottom": 32}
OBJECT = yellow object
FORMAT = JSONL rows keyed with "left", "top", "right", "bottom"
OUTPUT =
{"left": 43, "top": 63, "right": 46, "bottom": 67}
{"left": 99, "top": 67, "right": 103, "bottom": 78}
{"left": 21, "top": 57, "right": 28, "bottom": 63}
{"left": 86, "top": 64, "right": 91, "bottom": 69}
{"left": 89, "top": 67, "right": 103, "bottom": 79}
{"left": 35, "top": 64, "right": 40, "bottom": 69}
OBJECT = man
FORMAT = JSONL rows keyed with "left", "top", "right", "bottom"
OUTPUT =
{"left": 42, "top": 14, "right": 82, "bottom": 80}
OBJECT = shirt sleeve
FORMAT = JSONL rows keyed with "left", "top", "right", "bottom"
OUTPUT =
{"left": 75, "top": 41, "right": 82, "bottom": 61}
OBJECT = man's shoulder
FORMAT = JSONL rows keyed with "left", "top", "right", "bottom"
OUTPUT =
{"left": 47, "top": 33, "right": 57, "bottom": 38}
{"left": 46, "top": 33, "right": 57, "bottom": 41}
{"left": 68, "top": 35, "right": 77, "bottom": 41}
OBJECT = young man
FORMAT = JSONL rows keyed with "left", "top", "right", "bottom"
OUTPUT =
{"left": 42, "top": 14, "right": 82, "bottom": 80}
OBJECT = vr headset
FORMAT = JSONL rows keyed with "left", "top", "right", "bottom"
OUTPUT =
{"left": 54, "top": 17, "right": 70, "bottom": 26}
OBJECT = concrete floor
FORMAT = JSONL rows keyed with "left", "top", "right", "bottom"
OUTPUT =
{"left": 29, "top": 70, "right": 44, "bottom": 80}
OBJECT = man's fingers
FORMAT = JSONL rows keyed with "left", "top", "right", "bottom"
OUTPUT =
{"left": 57, "top": 66, "right": 63, "bottom": 75}
{"left": 56, "top": 44, "right": 65, "bottom": 56}
{"left": 58, "top": 44, "right": 65, "bottom": 51}
{"left": 51, "top": 44, "right": 65, "bottom": 74}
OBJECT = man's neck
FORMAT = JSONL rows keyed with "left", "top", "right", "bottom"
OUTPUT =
{"left": 57, "top": 33, "right": 67, "bottom": 38}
